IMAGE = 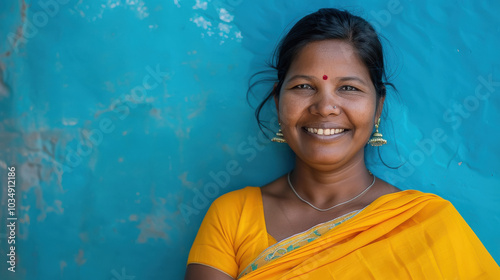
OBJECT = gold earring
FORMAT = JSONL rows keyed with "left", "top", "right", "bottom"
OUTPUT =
{"left": 271, "top": 123, "right": 287, "bottom": 143}
{"left": 368, "top": 118, "right": 387, "bottom": 146}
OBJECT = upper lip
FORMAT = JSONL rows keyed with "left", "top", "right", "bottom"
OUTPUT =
{"left": 302, "top": 123, "right": 349, "bottom": 130}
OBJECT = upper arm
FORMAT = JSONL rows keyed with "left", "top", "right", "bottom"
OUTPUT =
{"left": 187, "top": 196, "right": 240, "bottom": 278}
{"left": 185, "top": 264, "right": 235, "bottom": 280}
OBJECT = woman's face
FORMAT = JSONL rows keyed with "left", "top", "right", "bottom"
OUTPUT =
{"left": 275, "top": 39, "right": 384, "bottom": 167}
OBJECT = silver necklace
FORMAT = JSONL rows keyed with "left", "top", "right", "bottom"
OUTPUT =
{"left": 287, "top": 172, "right": 376, "bottom": 212}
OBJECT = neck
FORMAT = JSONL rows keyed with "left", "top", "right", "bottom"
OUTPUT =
{"left": 290, "top": 152, "right": 374, "bottom": 209}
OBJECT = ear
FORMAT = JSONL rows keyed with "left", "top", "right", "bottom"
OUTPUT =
{"left": 273, "top": 83, "right": 280, "bottom": 120}
{"left": 375, "top": 94, "right": 385, "bottom": 122}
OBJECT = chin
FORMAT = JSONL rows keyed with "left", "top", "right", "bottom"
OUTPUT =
{"left": 299, "top": 151, "right": 348, "bottom": 166}
{"left": 293, "top": 143, "right": 366, "bottom": 166}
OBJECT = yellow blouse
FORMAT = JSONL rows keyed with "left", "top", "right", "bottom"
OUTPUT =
{"left": 187, "top": 187, "right": 500, "bottom": 279}
{"left": 187, "top": 187, "right": 271, "bottom": 278}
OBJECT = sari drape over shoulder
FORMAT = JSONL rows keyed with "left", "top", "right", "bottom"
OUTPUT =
{"left": 187, "top": 187, "right": 500, "bottom": 279}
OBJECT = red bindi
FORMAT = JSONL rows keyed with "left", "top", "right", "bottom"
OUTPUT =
{"left": 323, "top": 75, "right": 328, "bottom": 80}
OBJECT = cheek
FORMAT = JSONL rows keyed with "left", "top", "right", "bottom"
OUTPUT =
{"left": 343, "top": 98, "right": 376, "bottom": 123}
{"left": 278, "top": 95, "right": 303, "bottom": 126}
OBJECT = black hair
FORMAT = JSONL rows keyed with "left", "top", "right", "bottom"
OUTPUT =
{"left": 250, "top": 8, "right": 396, "bottom": 134}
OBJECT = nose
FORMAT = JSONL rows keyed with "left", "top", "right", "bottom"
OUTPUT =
{"left": 309, "top": 90, "right": 341, "bottom": 117}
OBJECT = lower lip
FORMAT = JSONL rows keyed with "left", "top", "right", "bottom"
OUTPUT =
{"left": 303, "top": 128, "right": 349, "bottom": 140}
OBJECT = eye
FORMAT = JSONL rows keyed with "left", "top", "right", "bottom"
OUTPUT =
{"left": 293, "top": 84, "right": 314, "bottom": 90}
{"left": 340, "top": 85, "right": 359, "bottom": 91}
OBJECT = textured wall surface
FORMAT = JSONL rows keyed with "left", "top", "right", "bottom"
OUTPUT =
{"left": 0, "top": 0, "right": 499, "bottom": 279}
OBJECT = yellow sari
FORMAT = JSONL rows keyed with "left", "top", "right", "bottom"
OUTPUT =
{"left": 187, "top": 187, "right": 500, "bottom": 279}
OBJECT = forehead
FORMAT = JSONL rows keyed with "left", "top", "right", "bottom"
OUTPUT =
{"left": 288, "top": 39, "right": 369, "bottom": 77}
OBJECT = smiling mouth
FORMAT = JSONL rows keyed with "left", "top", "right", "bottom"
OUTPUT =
{"left": 304, "top": 127, "right": 348, "bottom": 136}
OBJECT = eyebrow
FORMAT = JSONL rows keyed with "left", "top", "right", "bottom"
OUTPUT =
{"left": 285, "top": 75, "right": 368, "bottom": 86}
{"left": 338, "top": 76, "right": 368, "bottom": 86}
{"left": 285, "top": 75, "right": 315, "bottom": 83}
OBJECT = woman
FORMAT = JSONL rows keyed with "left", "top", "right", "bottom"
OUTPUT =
{"left": 185, "top": 8, "right": 500, "bottom": 279}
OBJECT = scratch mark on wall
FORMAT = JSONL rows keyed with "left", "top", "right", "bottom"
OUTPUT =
{"left": 175, "top": 127, "right": 188, "bottom": 140}
{"left": 178, "top": 172, "right": 194, "bottom": 187}
{"left": 35, "top": 186, "right": 47, "bottom": 221}
{"left": 221, "top": 144, "right": 235, "bottom": 156}
{"left": 15, "top": 131, "right": 73, "bottom": 229}
{"left": 60, "top": 260, "right": 67, "bottom": 278}
{"left": 74, "top": 249, "right": 87, "bottom": 266}
{"left": 20, "top": 213, "right": 30, "bottom": 225}
{"left": 79, "top": 232, "right": 89, "bottom": 243}
{"left": 129, "top": 214, "right": 138, "bottom": 221}
{"left": 20, "top": 161, "right": 40, "bottom": 189}
{"left": 3, "top": 0, "right": 27, "bottom": 56}
{"left": 135, "top": 185, "right": 177, "bottom": 244}
{"left": 136, "top": 215, "right": 170, "bottom": 243}
{"left": 93, "top": 102, "right": 116, "bottom": 119}
{"left": 187, "top": 98, "right": 206, "bottom": 119}
{"left": 149, "top": 108, "right": 162, "bottom": 120}
{"left": 53, "top": 199, "right": 64, "bottom": 213}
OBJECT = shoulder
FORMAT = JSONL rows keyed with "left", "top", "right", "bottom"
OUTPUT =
{"left": 199, "top": 186, "right": 265, "bottom": 247}
{"left": 206, "top": 186, "right": 262, "bottom": 221}
{"left": 195, "top": 186, "right": 262, "bottom": 237}
{"left": 370, "top": 189, "right": 470, "bottom": 233}
{"left": 398, "top": 189, "right": 451, "bottom": 203}
{"left": 388, "top": 189, "right": 460, "bottom": 218}
{"left": 211, "top": 186, "right": 261, "bottom": 209}
{"left": 377, "top": 190, "right": 500, "bottom": 276}
{"left": 400, "top": 189, "right": 452, "bottom": 203}
{"left": 372, "top": 188, "right": 455, "bottom": 214}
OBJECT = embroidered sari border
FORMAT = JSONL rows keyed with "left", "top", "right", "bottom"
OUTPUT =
{"left": 237, "top": 209, "right": 363, "bottom": 279}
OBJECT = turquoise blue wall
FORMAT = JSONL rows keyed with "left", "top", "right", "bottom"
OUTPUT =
{"left": 1, "top": 0, "right": 498, "bottom": 279}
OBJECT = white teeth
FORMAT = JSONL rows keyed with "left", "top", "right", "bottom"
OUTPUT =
{"left": 306, "top": 127, "right": 345, "bottom": 136}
